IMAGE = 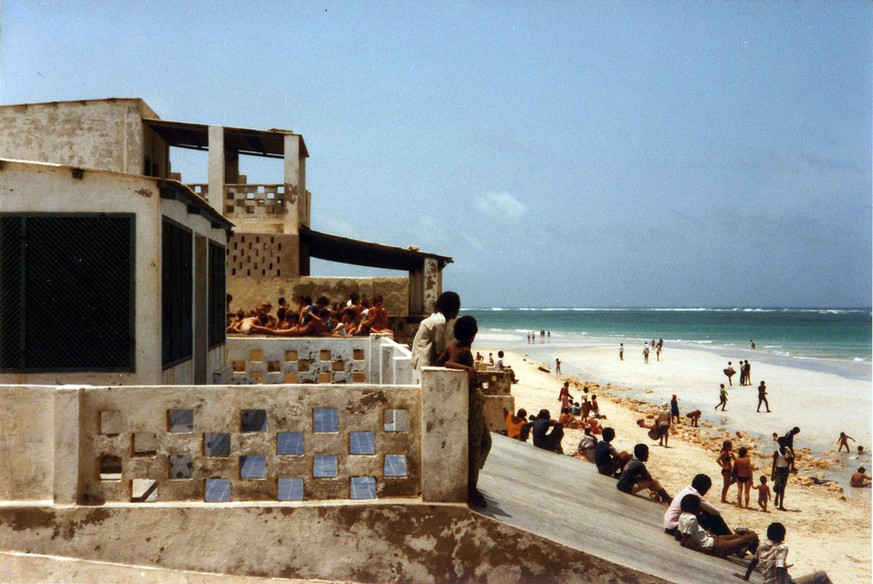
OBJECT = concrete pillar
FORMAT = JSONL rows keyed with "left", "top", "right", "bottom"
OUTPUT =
{"left": 420, "top": 368, "right": 468, "bottom": 503}
{"left": 207, "top": 126, "right": 225, "bottom": 214}
{"left": 422, "top": 257, "right": 439, "bottom": 316}
{"left": 54, "top": 386, "right": 83, "bottom": 504}
{"left": 283, "top": 134, "right": 306, "bottom": 234}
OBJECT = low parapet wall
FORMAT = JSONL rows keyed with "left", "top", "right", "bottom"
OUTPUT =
{"left": 0, "top": 368, "right": 465, "bottom": 506}
{"left": 225, "top": 334, "right": 412, "bottom": 385}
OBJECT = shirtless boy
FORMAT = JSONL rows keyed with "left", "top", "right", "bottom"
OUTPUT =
{"left": 752, "top": 475, "right": 771, "bottom": 512}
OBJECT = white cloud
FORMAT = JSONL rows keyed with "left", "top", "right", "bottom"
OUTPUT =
{"left": 474, "top": 191, "right": 527, "bottom": 221}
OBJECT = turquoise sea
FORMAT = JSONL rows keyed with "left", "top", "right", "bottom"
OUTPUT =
{"left": 466, "top": 307, "right": 872, "bottom": 366}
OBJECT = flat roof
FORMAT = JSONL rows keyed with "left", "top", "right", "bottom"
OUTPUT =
{"left": 145, "top": 119, "right": 308, "bottom": 159}
{"left": 300, "top": 227, "right": 452, "bottom": 271}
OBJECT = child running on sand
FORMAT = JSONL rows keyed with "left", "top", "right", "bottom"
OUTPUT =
{"left": 715, "top": 384, "right": 728, "bottom": 411}
{"left": 752, "top": 475, "right": 771, "bottom": 512}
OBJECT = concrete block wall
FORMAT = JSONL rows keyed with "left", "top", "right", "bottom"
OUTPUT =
{"left": 224, "top": 335, "right": 412, "bottom": 385}
{"left": 0, "top": 367, "right": 465, "bottom": 506}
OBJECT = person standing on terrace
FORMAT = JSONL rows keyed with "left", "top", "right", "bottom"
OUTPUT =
{"left": 412, "top": 291, "right": 461, "bottom": 380}
{"left": 436, "top": 315, "right": 491, "bottom": 508}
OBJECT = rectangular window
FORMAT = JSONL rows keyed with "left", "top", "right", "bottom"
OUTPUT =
{"left": 162, "top": 218, "right": 193, "bottom": 367}
{"left": 207, "top": 241, "right": 226, "bottom": 348}
{"left": 0, "top": 214, "right": 134, "bottom": 372}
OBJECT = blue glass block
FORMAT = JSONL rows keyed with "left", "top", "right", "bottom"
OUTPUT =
{"left": 351, "top": 476, "right": 376, "bottom": 499}
{"left": 313, "top": 409, "right": 338, "bottom": 433}
{"left": 168, "top": 409, "right": 194, "bottom": 432}
{"left": 383, "top": 455, "right": 407, "bottom": 477}
{"left": 240, "top": 455, "right": 267, "bottom": 479}
{"left": 204, "top": 433, "right": 231, "bottom": 457}
{"left": 277, "top": 477, "right": 304, "bottom": 501}
{"left": 205, "top": 478, "right": 231, "bottom": 502}
{"left": 383, "top": 409, "right": 408, "bottom": 432}
{"left": 241, "top": 409, "right": 267, "bottom": 432}
{"left": 277, "top": 432, "right": 304, "bottom": 455}
{"left": 313, "top": 455, "right": 338, "bottom": 478}
{"left": 349, "top": 432, "right": 375, "bottom": 455}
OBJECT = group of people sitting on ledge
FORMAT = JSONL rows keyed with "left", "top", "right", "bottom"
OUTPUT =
{"left": 500, "top": 412, "right": 833, "bottom": 583}
{"left": 226, "top": 293, "right": 391, "bottom": 337}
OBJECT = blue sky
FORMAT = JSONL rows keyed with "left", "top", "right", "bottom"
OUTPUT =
{"left": 2, "top": 1, "right": 870, "bottom": 307}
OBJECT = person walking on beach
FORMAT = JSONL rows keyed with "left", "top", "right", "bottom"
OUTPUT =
{"left": 752, "top": 476, "right": 771, "bottom": 512}
{"left": 757, "top": 381, "right": 771, "bottom": 413}
{"left": 724, "top": 361, "right": 736, "bottom": 386}
{"left": 717, "top": 440, "right": 735, "bottom": 503}
{"left": 837, "top": 432, "right": 855, "bottom": 453}
{"left": 715, "top": 384, "right": 728, "bottom": 411}
{"left": 555, "top": 358, "right": 561, "bottom": 375}
{"left": 619, "top": 343, "right": 624, "bottom": 360}
{"left": 670, "top": 394, "right": 680, "bottom": 424}
{"left": 643, "top": 343, "right": 650, "bottom": 364}
{"left": 771, "top": 438, "right": 792, "bottom": 511}
{"left": 656, "top": 404, "right": 671, "bottom": 447}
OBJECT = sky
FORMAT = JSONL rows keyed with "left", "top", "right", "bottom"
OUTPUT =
{"left": 1, "top": 1, "right": 871, "bottom": 308}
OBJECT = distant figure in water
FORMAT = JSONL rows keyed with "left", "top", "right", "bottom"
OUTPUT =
{"left": 619, "top": 343, "right": 624, "bottom": 360}
{"left": 837, "top": 432, "right": 855, "bottom": 453}
{"left": 750, "top": 339, "right": 756, "bottom": 349}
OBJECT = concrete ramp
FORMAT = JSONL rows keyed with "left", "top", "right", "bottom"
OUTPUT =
{"left": 478, "top": 433, "right": 752, "bottom": 584}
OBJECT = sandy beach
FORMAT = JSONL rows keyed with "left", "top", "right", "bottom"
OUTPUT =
{"left": 484, "top": 345, "right": 872, "bottom": 584}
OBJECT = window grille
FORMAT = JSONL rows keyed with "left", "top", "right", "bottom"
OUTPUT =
{"left": 162, "top": 218, "right": 193, "bottom": 367}
{"left": 0, "top": 214, "right": 134, "bottom": 372}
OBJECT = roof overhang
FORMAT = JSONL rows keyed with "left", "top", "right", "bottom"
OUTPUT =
{"left": 144, "top": 119, "right": 308, "bottom": 159}
{"left": 299, "top": 227, "right": 452, "bottom": 272}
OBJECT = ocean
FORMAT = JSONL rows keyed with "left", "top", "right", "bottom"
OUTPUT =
{"left": 465, "top": 307, "right": 872, "bottom": 365}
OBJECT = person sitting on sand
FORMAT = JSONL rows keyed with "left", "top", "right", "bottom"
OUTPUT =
{"left": 576, "top": 427, "right": 598, "bottom": 462}
{"left": 837, "top": 432, "right": 855, "bottom": 453}
{"left": 559, "top": 407, "right": 583, "bottom": 429}
{"left": 734, "top": 447, "right": 754, "bottom": 508}
{"left": 616, "top": 443, "right": 671, "bottom": 504}
{"left": 590, "top": 394, "right": 601, "bottom": 418}
{"left": 677, "top": 495, "right": 759, "bottom": 558}
{"left": 504, "top": 408, "right": 532, "bottom": 442}
{"left": 664, "top": 474, "right": 732, "bottom": 537}
{"left": 595, "top": 427, "right": 631, "bottom": 478}
{"left": 532, "top": 409, "right": 564, "bottom": 453}
{"left": 850, "top": 467, "right": 872, "bottom": 488}
{"left": 436, "top": 315, "right": 490, "bottom": 508}
{"left": 752, "top": 475, "right": 771, "bottom": 512}
{"left": 715, "top": 384, "right": 728, "bottom": 411}
{"left": 571, "top": 401, "right": 581, "bottom": 416}
{"left": 735, "top": 522, "right": 833, "bottom": 584}
{"left": 686, "top": 410, "right": 701, "bottom": 427}
{"left": 586, "top": 416, "right": 603, "bottom": 435}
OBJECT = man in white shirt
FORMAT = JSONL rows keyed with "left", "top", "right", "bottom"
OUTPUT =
{"left": 411, "top": 291, "right": 460, "bottom": 381}
{"left": 677, "top": 495, "right": 758, "bottom": 558}
{"left": 664, "top": 474, "right": 732, "bottom": 536}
